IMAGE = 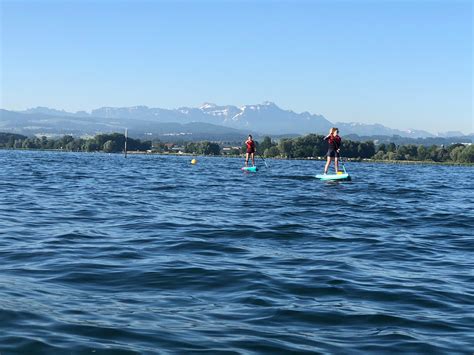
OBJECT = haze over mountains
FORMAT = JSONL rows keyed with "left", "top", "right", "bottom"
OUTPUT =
{"left": 0, "top": 102, "right": 467, "bottom": 140}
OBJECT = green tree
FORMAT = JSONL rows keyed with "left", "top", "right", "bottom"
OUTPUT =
{"left": 342, "top": 140, "right": 358, "bottom": 158}
{"left": 200, "top": 141, "right": 221, "bottom": 155}
{"left": 22, "top": 138, "right": 36, "bottom": 149}
{"left": 82, "top": 140, "right": 99, "bottom": 152}
{"left": 387, "top": 143, "right": 397, "bottom": 153}
{"left": 397, "top": 145, "right": 408, "bottom": 160}
{"left": 40, "top": 136, "right": 48, "bottom": 149}
{"left": 357, "top": 141, "right": 375, "bottom": 159}
{"left": 7, "top": 136, "right": 15, "bottom": 148}
{"left": 402, "top": 144, "right": 418, "bottom": 160}
{"left": 435, "top": 147, "right": 450, "bottom": 162}
{"left": 258, "top": 136, "right": 275, "bottom": 152}
{"left": 58, "top": 135, "right": 74, "bottom": 149}
{"left": 459, "top": 145, "right": 474, "bottom": 163}
{"left": 185, "top": 142, "right": 197, "bottom": 154}
{"left": 65, "top": 139, "right": 83, "bottom": 151}
{"left": 373, "top": 151, "right": 386, "bottom": 160}
{"left": 291, "top": 134, "right": 324, "bottom": 158}
{"left": 264, "top": 146, "right": 280, "bottom": 157}
{"left": 428, "top": 145, "right": 439, "bottom": 161}
{"left": 152, "top": 140, "right": 167, "bottom": 152}
{"left": 417, "top": 145, "right": 428, "bottom": 160}
{"left": 103, "top": 140, "right": 119, "bottom": 153}
{"left": 279, "top": 139, "right": 293, "bottom": 158}
{"left": 449, "top": 146, "right": 464, "bottom": 162}
{"left": 387, "top": 151, "right": 399, "bottom": 160}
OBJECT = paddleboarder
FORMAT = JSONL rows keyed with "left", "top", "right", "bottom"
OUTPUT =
{"left": 323, "top": 128, "right": 341, "bottom": 174}
{"left": 245, "top": 135, "right": 256, "bottom": 167}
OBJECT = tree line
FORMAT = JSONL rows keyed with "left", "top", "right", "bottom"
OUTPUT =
{"left": 372, "top": 142, "right": 474, "bottom": 163}
{"left": 256, "top": 135, "right": 473, "bottom": 163}
{"left": 257, "top": 134, "right": 376, "bottom": 159}
{"left": 1, "top": 132, "right": 472, "bottom": 163}
{"left": 179, "top": 134, "right": 473, "bottom": 163}
{"left": 0, "top": 133, "right": 151, "bottom": 153}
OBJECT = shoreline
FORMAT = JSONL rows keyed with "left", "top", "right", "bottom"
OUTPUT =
{"left": 1, "top": 148, "right": 472, "bottom": 166}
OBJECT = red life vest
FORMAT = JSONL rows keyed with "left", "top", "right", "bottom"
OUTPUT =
{"left": 246, "top": 140, "right": 255, "bottom": 152}
{"left": 328, "top": 135, "right": 341, "bottom": 150}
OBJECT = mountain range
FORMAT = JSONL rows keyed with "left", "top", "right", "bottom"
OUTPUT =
{"left": 0, "top": 102, "right": 468, "bottom": 140}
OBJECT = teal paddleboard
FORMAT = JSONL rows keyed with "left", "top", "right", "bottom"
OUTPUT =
{"left": 242, "top": 166, "right": 258, "bottom": 172}
{"left": 315, "top": 173, "right": 351, "bottom": 181}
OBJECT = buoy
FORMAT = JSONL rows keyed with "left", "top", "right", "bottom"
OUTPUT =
{"left": 191, "top": 159, "right": 197, "bottom": 165}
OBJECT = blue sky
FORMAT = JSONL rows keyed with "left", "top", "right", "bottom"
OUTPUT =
{"left": 1, "top": 0, "right": 472, "bottom": 133}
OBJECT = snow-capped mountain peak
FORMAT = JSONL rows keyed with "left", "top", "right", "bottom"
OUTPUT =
{"left": 199, "top": 103, "right": 217, "bottom": 110}
{"left": 12, "top": 102, "right": 455, "bottom": 137}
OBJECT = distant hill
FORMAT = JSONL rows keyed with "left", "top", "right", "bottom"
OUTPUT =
{"left": 335, "top": 122, "right": 435, "bottom": 138}
{"left": 12, "top": 103, "right": 334, "bottom": 136}
{"left": 23, "top": 102, "right": 333, "bottom": 135}
{"left": 345, "top": 133, "right": 473, "bottom": 146}
{"left": 0, "top": 132, "right": 28, "bottom": 144}
{"left": 0, "top": 109, "right": 250, "bottom": 142}
{"left": 2, "top": 102, "right": 470, "bottom": 139}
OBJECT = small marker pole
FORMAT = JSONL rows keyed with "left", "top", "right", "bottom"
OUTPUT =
{"left": 124, "top": 128, "right": 128, "bottom": 158}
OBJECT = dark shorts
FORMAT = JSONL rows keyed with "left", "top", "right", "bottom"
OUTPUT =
{"left": 247, "top": 150, "right": 255, "bottom": 154}
{"left": 327, "top": 150, "right": 340, "bottom": 158}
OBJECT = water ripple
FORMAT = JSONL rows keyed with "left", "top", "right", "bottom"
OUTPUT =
{"left": 0, "top": 150, "right": 473, "bottom": 353}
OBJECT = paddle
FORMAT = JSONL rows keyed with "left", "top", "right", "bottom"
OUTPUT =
{"left": 256, "top": 151, "right": 269, "bottom": 168}
{"left": 338, "top": 156, "right": 348, "bottom": 174}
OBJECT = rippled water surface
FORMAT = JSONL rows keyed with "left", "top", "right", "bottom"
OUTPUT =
{"left": 1, "top": 150, "right": 473, "bottom": 354}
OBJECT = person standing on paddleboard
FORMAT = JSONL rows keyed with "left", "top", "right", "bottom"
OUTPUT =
{"left": 323, "top": 128, "right": 341, "bottom": 174}
{"left": 245, "top": 135, "right": 256, "bottom": 167}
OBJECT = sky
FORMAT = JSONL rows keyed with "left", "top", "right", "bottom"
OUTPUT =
{"left": 0, "top": 0, "right": 472, "bottom": 133}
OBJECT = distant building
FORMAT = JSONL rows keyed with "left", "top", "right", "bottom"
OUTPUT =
{"left": 222, "top": 146, "right": 241, "bottom": 155}
{"left": 171, "top": 146, "right": 184, "bottom": 154}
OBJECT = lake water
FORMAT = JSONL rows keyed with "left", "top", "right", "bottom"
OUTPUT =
{"left": 1, "top": 150, "right": 473, "bottom": 354}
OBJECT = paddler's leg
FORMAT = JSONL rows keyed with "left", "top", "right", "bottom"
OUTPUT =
{"left": 324, "top": 156, "right": 331, "bottom": 174}
{"left": 245, "top": 152, "right": 249, "bottom": 166}
{"left": 334, "top": 157, "right": 339, "bottom": 173}
{"left": 251, "top": 152, "right": 255, "bottom": 166}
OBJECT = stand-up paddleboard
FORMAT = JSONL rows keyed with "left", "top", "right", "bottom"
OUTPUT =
{"left": 316, "top": 161, "right": 351, "bottom": 181}
{"left": 241, "top": 166, "right": 258, "bottom": 172}
{"left": 315, "top": 172, "right": 351, "bottom": 181}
